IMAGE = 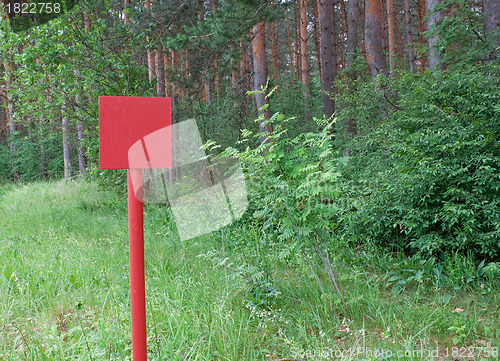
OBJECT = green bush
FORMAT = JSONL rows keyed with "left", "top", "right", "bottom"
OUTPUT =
{"left": 0, "top": 129, "right": 64, "bottom": 182}
{"left": 217, "top": 114, "right": 341, "bottom": 248}
{"left": 335, "top": 68, "right": 500, "bottom": 260}
{"left": 212, "top": 112, "right": 346, "bottom": 311}
{"left": 0, "top": 143, "right": 11, "bottom": 181}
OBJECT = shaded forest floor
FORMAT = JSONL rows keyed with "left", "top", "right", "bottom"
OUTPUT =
{"left": 0, "top": 181, "right": 498, "bottom": 360}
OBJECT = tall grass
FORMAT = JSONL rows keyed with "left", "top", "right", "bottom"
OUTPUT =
{"left": 1, "top": 181, "right": 498, "bottom": 360}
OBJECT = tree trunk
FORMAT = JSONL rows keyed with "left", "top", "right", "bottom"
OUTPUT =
{"left": 295, "top": 2, "right": 301, "bottom": 85}
{"left": 346, "top": 0, "right": 360, "bottom": 77}
{"left": 426, "top": 0, "right": 443, "bottom": 70}
{"left": 77, "top": 118, "right": 86, "bottom": 176}
{"left": 180, "top": 49, "right": 189, "bottom": 98}
{"left": 145, "top": 0, "right": 156, "bottom": 83}
{"left": 39, "top": 120, "right": 47, "bottom": 179}
{"left": 83, "top": 12, "right": 91, "bottom": 30}
{"left": 204, "top": 70, "right": 214, "bottom": 116}
{"left": 3, "top": 61, "right": 17, "bottom": 155}
{"left": 319, "top": 0, "right": 337, "bottom": 121}
{"left": 240, "top": 40, "right": 252, "bottom": 91}
{"left": 147, "top": 50, "right": 156, "bottom": 84}
{"left": 484, "top": 0, "right": 500, "bottom": 53}
{"left": 269, "top": 21, "right": 279, "bottom": 80}
{"left": 299, "top": 0, "right": 311, "bottom": 124}
{"left": 4, "top": 97, "right": 16, "bottom": 154}
{"left": 286, "top": 9, "right": 296, "bottom": 86}
{"left": 156, "top": 49, "right": 166, "bottom": 97}
{"left": 171, "top": 50, "right": 178, "bottom": 119}
{"left": 62, "top": 105, "right": 71, "bottom": 180}
{"left": 74, "top": 70, "right": 86, "bottom": 176}
{"left": 417, "top": 0, "right": 426, "bottom": 72}
{"left": 339, "top": 0, "right": 348, "bottom": 70}
{"left": 365, "top": 0, "right": 388, "bottom": 77}
{"left": 164, "top": 50, "right": 171, "bottom": 97}
{"left": 361, "top": 0, "right": 367, "bottom": 60}
{"left": 212, "top": 55, "right": 220, "bottom": 103}
{"left": 252, "top": 21, "right": 272, "bottom": 144}
{"left": 396, "top": 7, "right": 403, "bottom": 67}
{"left": 387, "top": 0, "right": 396, "bottom": 72}
{"left": 404, "top": 0, "right": 416, "bottom": 72}
{"left": 210, "top": 0, "right": 220, "bottom": 101}
{"left": 312, "top": 0, "right": 322, "bottom": 78}
{"left": 123, "top": 0, "right": 130, "bottom": 24}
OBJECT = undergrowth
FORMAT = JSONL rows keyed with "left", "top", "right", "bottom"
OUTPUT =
{"left": 0, "top": 181, "right": 498, "bottom": 360}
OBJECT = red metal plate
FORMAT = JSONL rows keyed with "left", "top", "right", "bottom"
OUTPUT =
{"left": 99, "top": 96, "right": 171, "bottom": 169}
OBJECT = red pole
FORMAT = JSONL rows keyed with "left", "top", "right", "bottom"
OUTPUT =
{"left": 127, "top": 169, "right": 147, "bottom": 360}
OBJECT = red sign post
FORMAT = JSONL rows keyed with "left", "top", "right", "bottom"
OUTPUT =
{"left": 99, "top": 96, "right": 171, "bottom": 361}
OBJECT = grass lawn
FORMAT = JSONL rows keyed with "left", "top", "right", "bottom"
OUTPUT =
{"left": 0, "top": 181, "right": 498, "bottom": 360}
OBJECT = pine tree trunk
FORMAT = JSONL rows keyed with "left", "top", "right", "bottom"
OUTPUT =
{"left": 269, "top": 21, "right": 279, "bottom": 80}
{"left": 240, "top": 40, "right": 252, "bottom": 91}
{"left": 295, "top": 2, "right": 301, "bottom": 85}
{"left": 299, "top": 0, "right": 311, "bottom": 124}
{"left": 345, "top": 0, "right": 360, "bottom": 144}
{"left": 210, "top": 0, "right": 220, "bottom": 101}
{"left": 212, "top": 54, "right": 220, "bottom": 103}
{"left": 204, "top": 70, "right": 214, "bottom": 116}
{"left": 346, "top": 0, "right": 360, "bottom": 77}
{"left": 365, "top": 0, "right": 388, "bottom": 77}
{"left": 181, "top": 49, "right": 189, "bottom": 98}
{"left": 387, "top": 0, "right": 396, "bottom": 72}
{"left": 156, "top": 49, "right": 166, "bottom": 97}
{"left": 312, "top": 0, "right": 322, "bottom": 78}
{"left": 252, "top": 21, "right": 272, "bottom": 144}
{"left": 484, "top": 0, "right": 500, "bottom": 53}
{"left": 396, "top": 7, "right": 403, "bottom": 67}
{"left": 361, "top": 0, "right": 367, "bottom": 60}
{"left": 426, "top": 0, "right": 443, "bottom": 70}
{"left": 417, "top": 0, "right": 426, "bottom": 72}
{"left": 319, "top": 0, "right": 337, "bottom": 121}
{"left": 147, "top": 49, "right": 156, "bottom": 84}
{"left": 172, "top": 50, "right": 178, "bottom": 115}
{"left": 339, "top": 0, "right": 348, "bottom": 70}
{"left": 286, "top": 9, "right": 296, "bottom": 86}
{"left": 145, "top": 0, "right": 156, "bottom": 83}
{"left": 404, "top": 0, "right": 416, "bottom": 72}
{"left": 164, "top": 50, "right": 171, "bottom": 97}
{"left": 3, "top": 61, "right": 17, "bottom": 155}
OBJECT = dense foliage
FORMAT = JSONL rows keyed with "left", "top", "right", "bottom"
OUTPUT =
{"left": 335, "top": 68, "right": 500, "bottom": 260}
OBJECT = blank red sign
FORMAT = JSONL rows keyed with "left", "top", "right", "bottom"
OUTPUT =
{"left": 99, "top": 96, "right": 171, "bottom": 169}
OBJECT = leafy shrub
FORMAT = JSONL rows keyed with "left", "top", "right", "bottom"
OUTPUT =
{"left": 217, "top": 114, "right": 340, "bottom": 246}
{"left": 0, "top": 129, "right": 64, "bottom": 182}
{"left": 212, "top": 112, "right": 346, "bottom": 311}
{"left": 335, "top": 68, "right": 500, "bottom": 260}
{"left": 432, "top": 0, "right": 500, "bottom": 68}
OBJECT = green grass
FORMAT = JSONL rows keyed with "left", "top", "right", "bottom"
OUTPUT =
{"left": 1, "top": 181, "right": 499, "bottom": 360}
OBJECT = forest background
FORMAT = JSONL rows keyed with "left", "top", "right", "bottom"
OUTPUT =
{"left": 0, "top": 0, "right": 500, "bottom": 359}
